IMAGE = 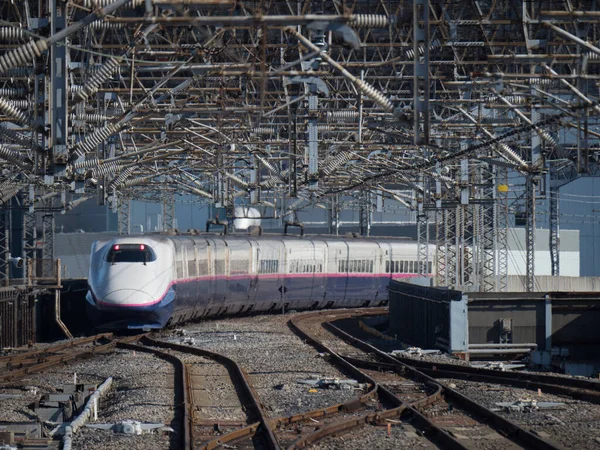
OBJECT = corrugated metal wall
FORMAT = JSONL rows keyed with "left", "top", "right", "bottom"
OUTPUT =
{"left": 388, "top": 281, "right": 462, "bottom": 349}
{"left": 0, "top": 287, "right": 35, "bottom": 348}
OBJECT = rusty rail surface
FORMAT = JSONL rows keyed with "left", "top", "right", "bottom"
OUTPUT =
{"left": 0, "top": 334, "right": 142, "bottom": 383}
{"left": 287, "top": 310, "right": 467, "bottom": 450}
{"left": 117, "top": 340, "right": 190, "bottom": 450}
{"left": 324, "top": 317, "right": 563, "bottom": 450}
{"left": 201, "top": 422, "right": 260, "bottom": 449}
{"left": 142, "top": 336, "right": 280, "bottom": 450}
{"left": 0, "top": 333, "right": 113, "bottom": 366}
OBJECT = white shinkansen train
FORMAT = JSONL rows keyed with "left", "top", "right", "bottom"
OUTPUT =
{"left": 86, "top": 233, "right": 434, "bottom": 329}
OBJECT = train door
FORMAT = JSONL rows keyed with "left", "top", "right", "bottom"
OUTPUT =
{"left": 196, "top": 238, "right": 211, "bottom": 308}
{"left": 374, "top": 242, "right": 391, "bottom": 303}
{"left": 213, "top": 238, "right": 228, "bottom": 307}
{"left": 309, "top": 240, "right": 326, "bottom": 308}
{"left": 343, "top": 242, "right": 378, "bottom": 307}
{"left": 284, "top": 239, "right": 313, "bottom": 308}
{"left": 328, "top": 240, "right": 349, "bottom": 306}
{"left": 227, "top": 238, "right": 252, "bottom": 311}
{"left": 205, "top": 237, "right": 227, "bottom": 309}
{"left": 254, "top": 238, "right": 283, "bottom": 310}
{"left": 247, "top": 238, "right": 259, "bottom": 306}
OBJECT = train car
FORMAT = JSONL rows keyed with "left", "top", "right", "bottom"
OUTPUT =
{"left": 86, "top": 233, "right": 435, "bottom": 329}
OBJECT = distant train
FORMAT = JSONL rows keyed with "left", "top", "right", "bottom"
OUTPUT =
{"left": 86, "top": 233, "right": 434, "bottom": 329}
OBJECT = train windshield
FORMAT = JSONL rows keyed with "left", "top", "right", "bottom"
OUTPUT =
{"left": 106, "top": 244, "right": 156, "bottom": 264}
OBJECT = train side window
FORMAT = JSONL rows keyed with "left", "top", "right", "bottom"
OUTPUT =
{"left": 215, "top": 260, "right": 225, "bottom": 275}
{"left": 188, "top": 260, "right": 196, "bottom": 277}
{"left": 259, "top": 259, "right": 279, "bottom": 274}
{"left": 198, "top": 260, "right": 208, "bottom": 275}
{"left": 385, "top": 261, "right": 389, "bottom": 273}
{"left": 369, "top": 261, "right": 374, "bottom": 273}
{"left": 428, "top": 261, "right": 432, "bottom": 274}
{"left": 410, "top": 261, "right": 415, "bottom": 273}
{"left": 231, "top": 260, "right": 249, "bottom": 275}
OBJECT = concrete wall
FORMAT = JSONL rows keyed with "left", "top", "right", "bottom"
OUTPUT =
{"left": 469, "top": 292, "right": 600, "bottom": 359}
{"left": 507, "top": 275, "right": 600, "bottom": 292}
{"left": 468, "top": 293, "right": 546, "bottom": 346}
{"left": 506, "top": 228, "right": 579, "bottom": 277}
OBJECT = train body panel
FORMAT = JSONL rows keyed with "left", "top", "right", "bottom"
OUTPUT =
{"left": 86, "top": 234, "right": 435, "bottom": 329}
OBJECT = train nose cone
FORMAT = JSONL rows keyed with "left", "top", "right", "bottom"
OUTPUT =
{"left": 99, "top": 289, "right": 156, "bottom": 307}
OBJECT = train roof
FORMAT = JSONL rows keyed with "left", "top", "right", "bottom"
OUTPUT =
{"left": 97, "top": 231, "right": 421, "bottom": 246}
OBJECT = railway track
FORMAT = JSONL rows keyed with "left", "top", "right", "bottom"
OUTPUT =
{"left": 120, "top": 336, "right": 278, "bottom": 450}
{"left": 332, "top": 316, "right": 600, "bottom": 405}
{"left": 0, "top": 333, "right": 139, "bottom": 383}
{"left": 285, "top": 309, "right": 565, "bottom": 450}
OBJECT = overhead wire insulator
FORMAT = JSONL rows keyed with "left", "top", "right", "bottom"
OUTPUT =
{"left": 0, "top": 125, "right": 37, "bottom": 149}
{"left": 355, "top": 78, "right": 394, "bottom": 113}
{"left": 0, "top": 88, "right": 25, "bottom": 97}
{"left": 491, "top": 95, "right": 528, "bottom": 105}
{"left": 108, "top": 166, "right": 136, "bottom": 189}
{"left": 327, "top": 111, "right": 359, "bottom": 121}
{"left": 64, "top": 195, "right": 91, "bottom": 211}
{"left": 288, "top": 195, "right": 309, "bottom": 210}
{"left": 0, "top": 40, "right": 48, "bottom": 75}
{"left": 189, "top": 186, "right": 213, "bottom": 199}
{"left": 350, "top": 15, "right": 391, "bottom": 28}
{"left": 320, "top": 152, "right": 353, "bottom": 176}
{"left": 9, "top": 100, "right": 32, "bottom": 109}
{"left": 76, "top": 58, "right": 120, "bottom": 103}
{"left": 71, "top": 113, "right": 111, "bottom": 123}
{"left": 526, "top": 78, "right": 552, "bottom": 86}
{"left": 497, "top": 142, "right": 528, "bottom": 168}
{"left": 0, "top": 144, "right": 30, "bottom": 167}
{"left": 251, "top": 127, "right": 276, "bottom": 135}
{"left": 94, "top": 161, "right": 124, "bottom": 177}
{"left": 0, "top": 96, "right": 29, "bottom": 125}
{"left": 405, "top": 39, "right": 441, "bottom": 59}
{"left": 72, "top": 157, "right": 99, "bottom": 171}
{"left": 2, "top": 67, "right": 34, "bottom": 79}
{"left": 254, "top": 153, "right": 279, "bottom": 174}
{"left": 538, "top": 128, "right": 558, "bottom": 148}
{"left": 72, "top": 123, "right": 121, "bottom": 158}
{"left": 122, "top": 175, "right": 156, "bottom": 187}
{"left": 225, "top": 172, "right": 249, "bottom": 188}
{"left": 78, "top": 0, "right": 144, "bottom": 7}
{"left": 0, "top": 27, "right": 27, "bottom": 42}
{"left": 88, "top": 21, "right": 124, "bottom": 30}
{"left": 0, "top": 184, "right": 21, "bottom": 204}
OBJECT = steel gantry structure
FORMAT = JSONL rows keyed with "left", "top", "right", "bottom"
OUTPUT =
{"left": 0, "top": 0, "right": 600, "bottom": 290}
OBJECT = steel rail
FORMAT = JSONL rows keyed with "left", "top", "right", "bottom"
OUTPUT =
{"left": 287, "top": 310, "right": 467, "bottom": 450}
{"left": 117, "top": 340, "right": 191, "bottom": 450}
{"left": 0, "top": 334, "right": 142, "bottom": 383}
{"left": 344, "top": 355, "right": 600, "bottom": 405}
{"left": 142, "top": 336, "right": 280, "bottom": 450}
{"left": 0, "top": 332, "right": 113, "bottom": 365}
{"left": 324, "top": 318, "right": 563, "bottom": 450}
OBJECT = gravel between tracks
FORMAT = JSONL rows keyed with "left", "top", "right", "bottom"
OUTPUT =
{"left": 443, "top": 378, "right": 600, "bottom": 449}
{"left": 1, "top": 349, "right": 177, "bottom": 450}
{"left": 163, "top": 312, "right": 359, "bottom": 418}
